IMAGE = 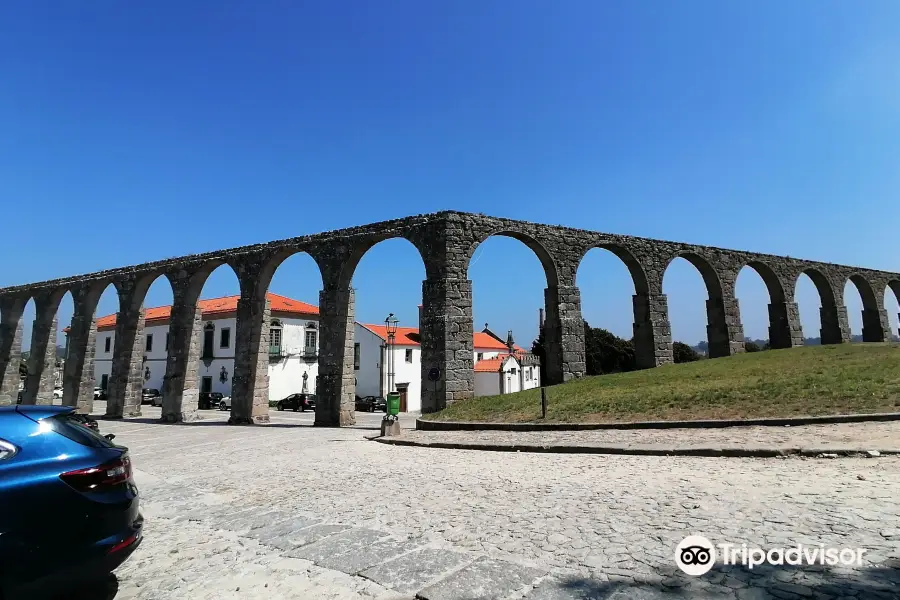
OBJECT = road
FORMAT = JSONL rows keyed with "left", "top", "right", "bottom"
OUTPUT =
{"left": 78, "top": 403, "right": 899, "bottom": 600}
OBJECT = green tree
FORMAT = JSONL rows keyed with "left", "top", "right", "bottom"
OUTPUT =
{"left": 744, "top": 341, "right": 762, "bottom": 352}
{"left": 531, "top": 331, "right": 548, "bottom": 384}
{"left": 673, "top": 341, "right": 700, "bottom": 363}
{"left": 584, "top": 321, "right": 636, "bottom": 375}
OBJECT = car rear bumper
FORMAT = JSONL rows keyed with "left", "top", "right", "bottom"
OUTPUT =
{"left": 5, "top": 515, "right": 143, "bottom": 598}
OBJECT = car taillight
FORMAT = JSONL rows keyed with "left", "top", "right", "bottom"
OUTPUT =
{"left": 60, "top": 453, "right": 132, "bottom": 492}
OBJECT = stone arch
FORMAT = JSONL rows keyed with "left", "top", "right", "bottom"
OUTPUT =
{"left": 795, "top": 268, "right": 847, "bottom": 345}
{"left": 665, "top": 252, "right": 724, "bottom": 300}
{"left": 846, "top": 274, "right": 879, "bottom": 312}
{"left": 886, "top": 280, "right": 900, "bottom": 340}
{"left": 575, "top": 244, "right": 649, "bottom": 295}
{"left": 0, "top": 294, "right": 29, "bottom": 406}
{"left": 14, "top": 287, "right": 72, "bottom": 402}
{"left": 174, "top": 260, "right": 240, "bottom": 307}
{"left": 59, "top": 280, "right": 116, "bottom": 412}
{"left": 464, "top": 230, "right": 559, "bottom": 288}
{"left": 797, "top": 268, "right": 837, "bottom": 309}
{"left": 740, "top": 260, "right": 786, "bottom": 304}
{"left": 733, "top": 260, "right": 800, "bottom": 349}
{"left": 846, "top": 273, "right": 889, "bottom": 342}
{"left": 316, "top": 234, "right": 431, "bottom": 292}
{"left": 889, "top": 280, "right": 900, "bottom": 306}
{"left": 576, "top": 244, "right": 664, "bottom": 369}
{"left": 310, "top": 235, "right": 427, "bottom": 423}
{"left": 663, "top": 252, "right": 741, "bottom": 358}
{"left": 252, "top": 248, "right": 324, "bottom": 304}
{"left": 158, "top": 260, "right": 241, "bottom": 422}
{"left": 103, "top": 271, "right": 175, "bottom": 418}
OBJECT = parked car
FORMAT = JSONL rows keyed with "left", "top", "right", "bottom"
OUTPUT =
{"left": 68, "top": 412, "right": 101, "bottom": 433}
{"left": 93, "top": 387, "right": 108, "bottom": 401}
{"left": 0, "top": 405, "right": 142, "bottom": 597}
{"left": 305, "top": 394, "right": 317, "bottom": 411}
{"left": 141, "top": 388, "right": 160, "bottom": 405}
{"left": 355, "top": 395, "right": 386, "bottom": 412}
{"left": 198, "top": 392, "right": 223, "bottom": 410}
{"left": 218, "top": 395, "right": 233, "bottom": 411}
{"left": 53, "top": 388, "right": 63, "bottom": 400}
{"left": 276, "top": 393, "right": 315, "bottom": 412}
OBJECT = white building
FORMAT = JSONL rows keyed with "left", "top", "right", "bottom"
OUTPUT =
{"left": 89, "top": 293, "right": 321, "bottom": 400}
{"left": 353, "top": 315, "right": 540, "bottom": 413}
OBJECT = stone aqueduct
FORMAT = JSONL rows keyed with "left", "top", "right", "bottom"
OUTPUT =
{"left": 0, "top": 211, "right": 898, "bottom": 425}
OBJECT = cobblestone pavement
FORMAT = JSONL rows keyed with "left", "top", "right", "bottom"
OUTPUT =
{"left": 84, "top": 404, "right": 899, "bottom": 600}
{"left": 398, "top": 422, "right": 900, "bottom": 453}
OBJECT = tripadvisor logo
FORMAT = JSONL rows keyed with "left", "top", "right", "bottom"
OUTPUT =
{"left": 675, "top": 535, "right": 716, "bottom": 576}
{"left": 674, "top": 535, "right": 868, "bottom": 576}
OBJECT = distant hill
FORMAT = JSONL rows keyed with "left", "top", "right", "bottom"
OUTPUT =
{"left": 691, "top": 334, "right": 899, "bottom": 354}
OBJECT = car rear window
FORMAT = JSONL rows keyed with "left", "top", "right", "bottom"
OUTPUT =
{"left": 46, "top": 414, "right": 115, "bottom": 448}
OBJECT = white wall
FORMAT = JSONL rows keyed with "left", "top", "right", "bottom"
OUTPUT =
{"left": 522, "top": 365, "right": 540, "bottom": 390}
{"left": 355, "top": 325, "right": 384, "bottom": 398}
{"left": 501, "top": 356, "right": 521, "bottom": 394}
{"left": 473, "top": 349, "right": 503, "bottom": 362}
{"left": 388, "top": 343, "right": 421, "bottom": 412}
{"left": 91, "top": 314, "right": 321, "bottom": 400}
{"left": 474, "top": 371, "right": 501, "bottom": 397}
{"left": 268, "top": 357, "right": 317, "bottom": 399}
{"left": 353, "top": 324, "right": 422, "bottom": 412}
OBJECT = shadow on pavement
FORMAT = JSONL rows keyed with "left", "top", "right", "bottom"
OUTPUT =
{"left": 11, "top": 574, "right": 119, "bottom": 600}
{"left": 99, "top": 417, "right": 379, "bottom": 431}
{"left": 549, "top": 563, "right": 899, "bottom": 599}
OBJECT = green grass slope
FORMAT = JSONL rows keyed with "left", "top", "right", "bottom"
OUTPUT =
{"left": 422, "top": 343, "right": 900, "bottom": 423}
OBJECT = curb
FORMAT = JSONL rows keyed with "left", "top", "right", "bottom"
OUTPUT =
{"left": 415, "top": 412, "right": 900, "bottom": 432}
{"left": 373, "top": 437, "right": 900, "bottom": 458}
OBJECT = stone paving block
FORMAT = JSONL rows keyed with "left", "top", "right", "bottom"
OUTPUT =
{"left": 316, "top": 536, "right": 424, "bottom": 575}
{"left": 220, "top": 509, "right": 284, "bottom": 532}
{"left": 417, "top": 556, "right": 546, "bottom": 600}
{"left": 249, "top": 515, "right": 321, "bottom": 545}
{"left": 269, "top": 523, "right": 351, "bottom": 551}
{"left": 360, "top": 547, "right": 476, "bottom": 595}
{"left": 200, "top": 506, "right": 260, "bottom": 528}
{"left": 287, "top": 527, "right": 388, "bottom": 562}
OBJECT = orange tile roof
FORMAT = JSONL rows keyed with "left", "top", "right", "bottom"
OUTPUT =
{"left": 474, "top": 356, "right": 507, "bottom": 372}
{"left": 93, "top": 292, "right": 318, "bottom": 331}
{"left": 359, "top": 324, "right": 526, "bottom": 353}
{"left": 358, "top": 324, "right": 421, "bottom": 345}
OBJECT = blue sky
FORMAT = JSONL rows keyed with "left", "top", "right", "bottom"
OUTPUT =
{"left": 2, "top": 2, "right": 899, "bottom": 350}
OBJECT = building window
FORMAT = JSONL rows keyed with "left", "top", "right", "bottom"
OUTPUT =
{"left": 104, "top": 336, "right": 111, "bottom": 353}
{"left": 220, "top": 327, "right": 231, "bottom": 349}
{"left": 354, "top": 343, "right": 360, "bottom": 370}
{"left": 145, "top": 334, "right": 153, "bottom": 353}
{"left": 270, "top": 326, "right": 283, "bottom": 355}
{"left": 165, "top": 332, "right": 170, "bottom": 352}
{"left": 202, "top": 323, "right": 215, "bottom": 359}
{"left": 477, "top": 352, "right": 483, "bottom": 361}
{"left": 305, "top": 330, "right": 317, "bottom": 351}
{"left": 510, "top": 368, "right": 517, "bottom": 376}
{"left": 405, "top": 348, "right": 413, "bottom": 363}
{"left": 100, "top": 374, "right": 109, "bottom": 391}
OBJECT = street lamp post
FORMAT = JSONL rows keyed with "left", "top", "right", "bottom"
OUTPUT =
{"left": 381, "top": 313, "right": 401, "bottom": 437}
{"left": 385, "top": 313, "right": 398, "bottom": 394}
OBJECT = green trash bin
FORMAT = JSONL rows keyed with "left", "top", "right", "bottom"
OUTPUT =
{"left": 386, "top": 391, "right": 401, "bottom": 416}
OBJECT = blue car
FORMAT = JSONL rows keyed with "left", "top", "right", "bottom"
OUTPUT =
{"left": 0, "top": 405, "right": 143, "bottom": 598}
